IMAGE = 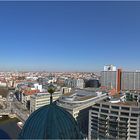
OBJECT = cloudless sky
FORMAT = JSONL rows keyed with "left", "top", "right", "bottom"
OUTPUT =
{"left": 0, "top": 1, "right": 140, "bottom": 71}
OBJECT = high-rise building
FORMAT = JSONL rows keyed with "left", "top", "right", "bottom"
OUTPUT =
{"left": 88, "top": 92, "right": 140, "bottom": 140}
{"left": 121, "top": 71, "right": 140, "bottom": 91}
{"left": 100, "top": 66, "right": 140, "bottom": 91}
{"left": 100, "top": 71, "right": 117, "bottom": 89}
{"left": 57, "top": 89, "right": 108, "bottom": 137}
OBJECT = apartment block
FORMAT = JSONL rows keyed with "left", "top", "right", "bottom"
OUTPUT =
{"left": 88, "top": 94, "right": 140, "bottom": 140}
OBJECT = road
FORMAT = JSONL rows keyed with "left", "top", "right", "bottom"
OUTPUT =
{"left": 6, "top": 90, "right": 29, "bottom": 122}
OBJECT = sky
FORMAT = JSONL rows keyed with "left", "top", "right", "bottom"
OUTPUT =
{"left": 0, "top": 1, "right": 140, "bottom": 72}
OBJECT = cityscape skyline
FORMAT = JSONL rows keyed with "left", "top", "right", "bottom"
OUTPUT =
{"left": 0, "top": 1, "right": 140, "bottom": 71}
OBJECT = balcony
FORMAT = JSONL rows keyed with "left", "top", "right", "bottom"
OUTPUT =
{"left": 100, "top": 114, "right": 108, "bottom": 119}
{"left": 109, "top": 119, "right": 117, "bottom": 123}
{"left": 99, "top": 120, "right": 107, "bottom": 125}
{"left": 99, "top": 133, "right": 107, "bottom": 139}
{"left": 109, "top": 121, "right": 118, "bottom": 126}
{"left": 119, "top": 129, "right": 127, "bottom": 133}
{"left": 99, "top": 123, "right": 106, "bottom": 127}
{"left": 118, "top": 135, "right": 127, "bottom": 140}
{"left": 99, "top": 125, "right": 107, "bottom": 130}
{"left": 91, "top": 122, "right": 98, "bottom": 127}
{"left": 119, "top": 132, "right": 127, "bottom": 137}
{"left": 99, "top": 117, "right": 107, "bottom": 121}
{"left": 119, "top": 123, "right": 127, "bottom": 128}
{"left": 99, "top": 128, "right": 106, "bottom": 133}
{"left": 107, "top": 134, "right": 117, "bottom": 139}
{"left": 109, "top": 127, "right": 118, "bottom": 131}
{"left": 91, "top": 119, "right": 98, "bottom": 123}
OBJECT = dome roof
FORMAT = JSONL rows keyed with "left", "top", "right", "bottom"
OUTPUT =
{"left": 0, "top": 129, "right": 11, "bottom": 139}
{"left": 19, "top": 103, "right": 82, "bottom": 139}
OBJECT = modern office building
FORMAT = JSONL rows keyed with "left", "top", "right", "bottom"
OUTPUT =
{"left": 30, "top": 92, "right": 61, "bottom": 113}
{"left": 101, "top": 65, "right": 140, "bottom": 91}
{"left": 57, "top": 89, "right": 108, "bottom": 136}
{"left": 88, "top": 93, "right": 140, "bottom": 140}
{"left": 100, "top": 71, "right": 117, "bottom": 89}
{"left": 121, "top": 71, "right": 140, "bottom": 91}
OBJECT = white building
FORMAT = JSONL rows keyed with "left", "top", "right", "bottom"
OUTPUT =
{"left": 104, "top": 65, "right": 116, "bottom": 71}
{"left": 57, "top": 89, "right": 108, "bottom": 136}
{"left": 33, "top": 83, "right": 43, "bottom": 92}
{"left": 30, "top": 92, "right": 62, "bottom": 114}
{"left": 61, "top": 87, "right": 71, "bottom": 94}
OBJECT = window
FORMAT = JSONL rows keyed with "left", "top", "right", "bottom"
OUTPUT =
{"left": 101, "top": 109, "right": 108, "bottom": 113}
{"left": 111, "top": 111, "right": 118, "bottom": 115}
{"left": 121, "top": 112, "right": 129, "bottom": 116}
{"left": 100, "top": 114, "right": 107, "bottom": 118}
{"left": 130, "top": 118, "right": 137, "bottom": 121}
{"left": 121, "top": 107, "right": 130, "bottom": 110}
{"left": 120, "top": 117, "right": 128, "bottom": 121}
{"left": 131, "top": 113, "right": 139, "bottom": 117}
{"left": 92, "top": 108, "right": 99, "bottom": 112}
{"left": 102, "top": 104, "right": 109, "bottom": 108}
{"left": 92, "top": 116, "right": 98, "bottom": 120}
{"left": 130, "top": 136, "right": 137, "bottom": 138}
{"left": 95, "top": 103, "right": 100, "bottom": 107}
{"left": 130, "top": 131, "right": 137, "bottom": 134}
{"left": 130, "top": 127, "right": 137, "bottom": 130}
{"left": 110, "top": 116, "right": 117, "bottom": 119}
{"left": 91, "top": 112, "right": 98, "bottom": 116}
{"left": 111, "top": 106, "right": 119, "bottom": 109}
{"left": 130, "top": 123, "right": 136, "bottom": 125}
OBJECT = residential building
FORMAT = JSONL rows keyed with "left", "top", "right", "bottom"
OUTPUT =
{"left": 121, "top": 71, "right": 140, "bottom": 91}
{"left": 88, "top": 93, "right": 140, "bottom": 140}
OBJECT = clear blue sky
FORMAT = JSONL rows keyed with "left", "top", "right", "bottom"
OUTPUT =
{"left": 0, "top": 1, "right": 140, "bottom": 71}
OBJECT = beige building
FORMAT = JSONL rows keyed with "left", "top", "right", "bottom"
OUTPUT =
{"left": 30, "top": 92, "right": 62, "bottom": 114}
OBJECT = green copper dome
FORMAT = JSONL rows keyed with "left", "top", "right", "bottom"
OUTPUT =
{"left": 19, "top": 103, "right": 82, "bottom": 139}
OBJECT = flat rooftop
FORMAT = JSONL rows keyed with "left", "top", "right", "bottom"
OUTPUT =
{"left": 62, "top": 89, "right": 100, "bottom": 102}
{"left": 100, "top": 93, "right": 139, "bottom": 107}
{"left": 114, "top": 101, "right": 138, "bottom": 106}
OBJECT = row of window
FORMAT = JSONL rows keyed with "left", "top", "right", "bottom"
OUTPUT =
{"left": 95, "top": 104, "right": 132, "bottom": 111}
{"left": 92, "top": 107, "right": 139, "bottom": 117}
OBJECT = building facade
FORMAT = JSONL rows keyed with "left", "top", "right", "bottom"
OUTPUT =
{"left": 30, "top": 92, "right": 61, "bottom": 113}
{"left": 100, "top": 71, "right": 117, "bottom": 89}
{"left": 121, "top": 71, "right": 140, "bottom": 91}
{"left": 101, "top": 70, "right": 140, "bottom": 91}
{"left": 65, "top": 78, "right": 84, "bottom": 89}
{"left": 88, "top": 97, "right": 140, "bottom": 140}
